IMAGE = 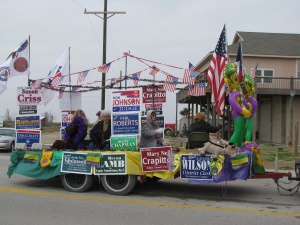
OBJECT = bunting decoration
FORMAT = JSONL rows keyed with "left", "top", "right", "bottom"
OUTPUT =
{"left": 77, "top": 70, "right": 89, "bottom": 84}
{"left": 164, "top": 75, "right": 178, "bottom": 92}
{"left": 149, "top": 66, "right": 160, "bottom": 76}
{"left": 188, "top": 81, "right": 206, "bottom": 96}
{"left": 183, "top": 62, "right": 197, "bottom": 84}
{"left": 98, "top": 62, "right": 111, "bottom": 73}
{"left": 58, "top": 87, "right": 65, "bottom": 99}
{"left": 132, "top": 72, "right": 141, "bottom": 86}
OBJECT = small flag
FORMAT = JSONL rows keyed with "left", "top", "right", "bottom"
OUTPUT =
{"left": 188, "top": 81, "right": 206, "bottom": 96}
{"left": 163, "top": 75, "right": 178, "bottom": 92}
{"left": 58, "top": 87, "right": 65, "bottom": 99}
{"left": 182, "top": 62, "right": 197, "bottom": 84}
{"left": 77, "top": 70, "right": 89, "bottom": 84}
{"left": 132, "top": 72, "right": 141, "bottom": 86}
{"left": 149, "top": 66, "right": 160, "bottom": 76}
{"left": 251, "top": 63, "right": 258, "bottom": 78}
{"left": 98, "top": 62, "right": 111, "bottom": 73}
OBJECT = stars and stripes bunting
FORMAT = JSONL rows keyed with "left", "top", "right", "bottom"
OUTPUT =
{"left": 163, "top": 75, "right": 178, "bottom": 92}
{"left": 77, "top": 70, "right": 89, "bottom": 84}
{"left": 132, "top": 72, "right": 141, "bottom": 86}
{"left": 183, "top": 62, "right": 197, "bottom": 84}
{"left": 188, "top": 81, "right": 206, "bottom": 96}
{"left": 98, "top": 62, "right": 111, "bottom": 73}
{"left": 58, "top": 87, "right": 65, "bottom": 99}
{"left": 149, "top": 66, "right": 160, "bottom": 76}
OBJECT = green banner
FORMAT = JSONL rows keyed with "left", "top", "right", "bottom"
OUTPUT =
{"left": 110, "top": 135, "right": 137, "bottom": 151}
{"left": 95, "top": 153, "right": 126, "bottom": 175}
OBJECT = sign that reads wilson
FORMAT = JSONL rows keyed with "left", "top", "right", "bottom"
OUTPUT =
{"left": 17, "top": 86, "right": 42, "bottom": 106}
{"left": 112, "top": 89, "right": 141, "bottom": 113}
{"left": 110, "top": 135, "right": 137, "bottom": 151}
{"left": 95, "top": 153, "right": 126, "bottom": 175}
{"left": 142, "top": 85, "right": 166, "bottom": 103}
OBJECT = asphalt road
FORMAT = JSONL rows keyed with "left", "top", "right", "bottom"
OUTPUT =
{"left": 0, "top": 153, "right": 300, "bottom": 225}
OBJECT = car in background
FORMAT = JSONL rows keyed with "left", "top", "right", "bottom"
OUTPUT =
{"left": 0, "top": 128, "right": 16, "bottom": 152}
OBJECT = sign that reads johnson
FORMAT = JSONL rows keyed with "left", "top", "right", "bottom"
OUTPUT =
{"left": 17, "top": 86, "right": 42, "bottom": 105}
{"left": 112, "top": 89, "right": 141, "bottom": 112}
{"left": 142, "top": 85, "right": 166, "bottom": 103}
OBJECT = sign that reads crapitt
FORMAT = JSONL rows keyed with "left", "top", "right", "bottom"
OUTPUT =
{"left": 140, "top": 146, "right": 172, "bottom": 172}
{"left": 180, "top": 154, "right": 213, "bottom": 180}
{"left": 112, "top": 89, "right": 141, "bottom": 112}
{"left": 142, "top": 85, "right": 166, "bottom": 103}
{"left": 16, "top": 129, "right": 41, "bottom": 150}
{"left": 15, "top": 115, "right": 40, "bottom": 130}
{"left": 61, "top": 110, "right": 75, "bottom": 127}
{"left": 112, "top": 113, "right": 140, "bottom": 135}
{"left": 17, "top": 86, "right": 42, "bottom": 106}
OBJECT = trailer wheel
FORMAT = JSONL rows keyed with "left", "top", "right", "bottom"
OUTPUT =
{"left": 101, "top": 175, "right": 137, "bottom": 195}
{"left": 60, "top": 174, "right": 94, "bottom": 192}
{"left": 164, "top": 128, "right": 172, "bottom": 136}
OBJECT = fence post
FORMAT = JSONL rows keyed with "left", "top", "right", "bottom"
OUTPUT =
{"left": 295, "top": 120, "right": 299, "bottom": 156}
{"left": 288, "top": 76, "right": 294, "bottom": 146}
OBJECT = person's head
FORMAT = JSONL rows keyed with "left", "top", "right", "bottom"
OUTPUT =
{"left": 194, "top": 112, "right": 207, "bottom": 122}
{"left": 101, "top": 109, "right": 111, "bottom": 124}
{"left": 73, "top": 109, "right": 88, "bottom": 125}
{"left": 147, "top": 110, "right": 157, "bottom": 122}
{"left": 96, "top": 111, "right": 102, "bottom": 120}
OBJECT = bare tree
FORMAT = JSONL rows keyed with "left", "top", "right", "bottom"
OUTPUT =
{"left": 42, "top": 111, "right": 54, "bottom": 126}
{"left": 4, "top": 109, "right": 12, "bottom": 121}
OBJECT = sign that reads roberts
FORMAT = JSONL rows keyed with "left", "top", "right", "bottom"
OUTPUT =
{"left": 142, "top": 85, "right": 166, "bottom": 103}
{"left": 140, "top": 146, "right": 172, "bottom": 172}
{"left": 17, "top": 86, "right": 42, "bottom": 106}
{"left": 112, "top": 89, "right": 141, "bottom": 113}
{"left": 112, "top": 113, "right": 140, "bottom": 135}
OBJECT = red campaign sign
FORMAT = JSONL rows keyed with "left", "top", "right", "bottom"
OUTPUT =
{"left": 145, "top": 103, "right": 162, "bottom": 109}
{"left": 142, "top": 85, "right": 166, "bottom": 103}
{"left": 140, "top": 146, "right": 172, "bottom": 172}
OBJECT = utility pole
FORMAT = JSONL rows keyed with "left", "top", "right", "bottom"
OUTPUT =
{"left": 84, "top": 1, "right": 125, "bottom": 110}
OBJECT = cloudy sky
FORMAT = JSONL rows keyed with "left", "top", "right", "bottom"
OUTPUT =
{"left": 1, "top": 0, "right": 300, "bottom": 124}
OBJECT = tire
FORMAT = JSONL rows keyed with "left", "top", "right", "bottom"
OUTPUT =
{"left": 164, "top": 128, "right": 172, "bottom": 136}
{"left": 145, "top": 176, "right": 161, "bottom": 182}
{"left": 9, "top": 142, "right": 15, "bottom": 152}
{"left": 101, "top": 175, "right": 137, "bottom": 195}
{"left": 60, "top": 174, "right": 94, "bottom": 192}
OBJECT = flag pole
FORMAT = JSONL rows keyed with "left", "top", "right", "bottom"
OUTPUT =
{"left": 68, "top": 47, "right": 72, "bottom": 111}
{"left": 28, "top": 35, "right": 31, "bottom": 86}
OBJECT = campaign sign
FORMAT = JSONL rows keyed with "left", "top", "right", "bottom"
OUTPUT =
{"left": 142, "top": 85, "right": 166, "bottom": 103}
{"left": 17, "top": 86, "right": 42, "bottom": 105}
{"left": 15, "top": 115, "right": 40, "bottom": 130}
{"left": 145, "top": 103, "right": 163, "bottom": 115}
{"left": 140, "top": 146, "right": 172, "bottom": 172}
{"left": 141, "top": 116, "right": 164, "bottom": 129}
{"left": 16, "top": 129, "right": 41, "bottom": 150}
{"left": 112, "top": 89, "right": 141, "bottom": 112}
{"left": 110, "top": 135, "right": 137, "bottom": 151}
{"left": 60, "top": 127, "right": 66, "bottom": 140}
{"left": 19, "top": 105, "right": 37, "bottom": 114}
{"left": 112, "top": 113, "right": 140, "bottom": 135}
{"left": 61, "top": 152, "right": 92, "bottom": 174}
{"left": 61, "top": 110, "right": 75, "bottom": 127}
{"left": 94, "top": 153, "right": 126, "bottom": 175}
{"left": 180, "top": 154, "right": 213, "bottom": 180}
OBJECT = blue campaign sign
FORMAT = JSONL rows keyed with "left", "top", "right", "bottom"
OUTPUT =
{"left": 180, "top": 154, "right": 213, "bottom": 180}
{"left": 112, "top": 113, "right": 140, "bottom": 135}
{"left": 16, "top": 129, "right": 41, "bottom": 150}
{"left": 141, "top": 116, "right": 164, "bottom": 129}
{"left": 15, "top": 115, "right": 40, "bottom": 130}
{"left": 112, "top": 89, "right": 141, "bottom": 113}
{"left": 112, "top": 105, "right": 140, "bottom": 112}
{"left": 61, "top": 152, "right": 92, "bottom": 174}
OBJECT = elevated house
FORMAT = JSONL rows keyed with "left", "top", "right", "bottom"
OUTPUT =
{"left": 176, "top": 32, "right": 300, "bottom": 145}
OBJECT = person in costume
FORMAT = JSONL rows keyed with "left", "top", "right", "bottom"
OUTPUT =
{"left": 243, "top": 74, "right": 258, "bottom": 142}
{"left": 64, "top": 109, "right": 88, "bottom": 150}
{"left": 223, "top": 63, "right": 251, "bottom": 147}
{"left": 139, "top": 110, "right": 168, "bottom": 148}
{"left": 89, "top": 109, "right": 111, "bottom": 150}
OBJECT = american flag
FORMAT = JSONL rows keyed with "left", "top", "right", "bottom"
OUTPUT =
{"left": 251, "top": 63, "right": 258, "bottom": 78}
{"left": 236, "top": 42, "right": 243, "bottom": 83}
{"left": 207, "top": 25, "right": 228, "bottom": 116}
{"left": 188, "top": 81, "right": 206, "bottom": 96}
{"left": 51, "top": 66, "right": 63, "bottom": 88}
{"left": 110, "top": 78, "right": 117, "bottom": 86}
{"left": 163, "top": 75, "right": 178, "bottom": 92}
{"left": 31, "top": 79, "right": 42, "bottom": 89}
{"left": 149, "top": 66, "right": 160, "bottom": 76}
{"left": 132, "top": 72, "right": 141, "bottom": 86}
{"left": 77, "top": 70, "right": 89, "bottom": 84}
{"left": 98, "top": 62, "right": 112, "bottom": 73}
{"left": 182, "top": 62, "right": 197, "bottom": 84}
{"left": 58, "top": 87, "right": 65, "bottom": 99}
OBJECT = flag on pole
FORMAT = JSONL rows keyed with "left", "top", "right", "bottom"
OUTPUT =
{"left": 30, "top": 79, "right": 42, "bottom": 89}
{"left": 98, "top": 62, "right": 111, "bottom": 73}
{"left": 188, "top": 81, "right": 206, "bottom": 96}
{"left": 182, "top": 62, "right": 197, "bottom": 84}
{"left": 149, "top": 66, "right": 160, "bottom": 76}
{"left": 207, "top": 25, "right": 228, "bottom": 116}
{"left": 1, "top": 39, "right": 30, "bottom": 78}
{"left": 163, "top": 75, "right": 178, "bottom": 92}
{"left": 236, "top": 42, "right": 243, "bottom": 83}
{"left": 42, "top": 49, "right": 69, "bottom": 106}
{"left": 251, "top": 63, "right": 258, "bottom": 78}
{"left": 0, "top": 64, "right": 9, "bottom": 95}
{"left": 132, "top": 72, "right": 141, "bottom": 86}
{"left": 58, "top": 87, "right": 65, "bottom": 99}
{"left": 77, "top": 70, "right": 89, "bottom": 84}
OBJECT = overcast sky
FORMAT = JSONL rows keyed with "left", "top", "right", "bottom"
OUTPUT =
{"left": 1, "top": 0, "right": 300, "bottom": 124}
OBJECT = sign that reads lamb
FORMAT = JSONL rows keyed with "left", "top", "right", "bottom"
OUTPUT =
{"left": 95, "top": 153, "right": 126, "bottom": 175}
{"left": 112, "top": 89, "right": 141, "bottom": 112}
{"left": 112, "top": 113, "right": 139, "bottom": 135}
{"left": 142, "top": 85, "right": 166, "bottom": 103}
{"left": 17, "top": 86, "right": 42, "bottom": 105}
{"left": 110, "top": 135, "right": 137, "bottom": 151}
{"left": 140, "top": 146, "right": 172, "bottom": 172}
{"left": 180, "top": 154, "right": 213, "bottom": 180}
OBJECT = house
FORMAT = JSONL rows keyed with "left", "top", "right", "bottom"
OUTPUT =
{"left": 176, "top": 32, "right": 300, "bottom": 145}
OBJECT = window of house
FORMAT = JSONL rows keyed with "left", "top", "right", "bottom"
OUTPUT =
{"left": 256, "top": 69, "right": 273, "bottom": 83}
{"left": 297, "top": 60, "right": 300, "bottom": 78}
